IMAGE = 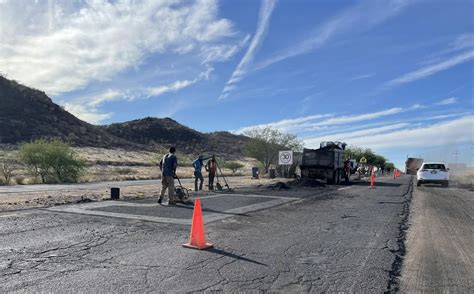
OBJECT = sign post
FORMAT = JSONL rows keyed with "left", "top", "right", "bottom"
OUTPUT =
{"left": 279, "top": 151, "right": 293, "bottom": 178}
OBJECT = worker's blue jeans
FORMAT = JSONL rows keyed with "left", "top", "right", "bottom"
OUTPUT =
{"left": 194, "top": 171, "right": 203, "bottom": 191}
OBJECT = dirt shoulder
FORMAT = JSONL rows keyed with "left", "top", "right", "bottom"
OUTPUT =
{"left": 0, "top": 177, "right": 295, "bottom": 212}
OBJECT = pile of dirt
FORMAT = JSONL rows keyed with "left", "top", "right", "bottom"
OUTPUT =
{"left": 288, "top": 178, "right": 326, "bottom": 187}
{"left": 267, "top": 181, "right": 291, "bottom": 190}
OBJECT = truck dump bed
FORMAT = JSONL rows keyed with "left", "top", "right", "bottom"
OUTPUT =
{"left": 300, "top": 146, "right": 346, "bottom": 183}
{"left": 301, "top": 148, "right": 344, "bottom": 168}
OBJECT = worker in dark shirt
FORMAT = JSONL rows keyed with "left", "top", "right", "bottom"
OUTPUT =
{"left": 159, "top": 147, "right": 178, "bottom": 205}
{"left": 205, "top": 156, "right": 217, "bottom": 190}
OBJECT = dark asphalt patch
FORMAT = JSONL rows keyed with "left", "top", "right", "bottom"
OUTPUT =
{"left": 90, "top": 195, "right": 275, "bottom": 219}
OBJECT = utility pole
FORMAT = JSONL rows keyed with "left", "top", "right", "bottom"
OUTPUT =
{"left": 453, "top": 150, "right": 460, "bottom": 164}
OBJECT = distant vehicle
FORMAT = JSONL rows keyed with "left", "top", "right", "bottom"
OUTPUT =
{"left": 416, "top": 162, "right": 449, "bottom": 187}
{"left": 405, "top": 157, "right": 423, "bottom": 175}
{"left": 300, "top": 141, "right": 348, "bottom": 184}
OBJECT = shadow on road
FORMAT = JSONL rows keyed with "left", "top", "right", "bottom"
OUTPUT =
{"left": 207, "top": 248, "right": 268, "bottom": 266}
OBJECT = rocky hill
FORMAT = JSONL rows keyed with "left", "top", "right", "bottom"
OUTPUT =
{"left": 104, "top": 117, "right": 248, "bottom": 157}
{"left": 0, "top": 76, "right": 247, "bottom": 156}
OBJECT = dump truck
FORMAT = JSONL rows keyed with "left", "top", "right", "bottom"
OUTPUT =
{"left": 300, "top": 141, "right": 347, "bottom": 184}
{"left": 405, "top": 157, "right": 423, "bottom": 175}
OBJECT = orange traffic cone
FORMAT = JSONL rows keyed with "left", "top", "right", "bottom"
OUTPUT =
{"left": 182, "top": 198, "right": 213, "bottom": 250}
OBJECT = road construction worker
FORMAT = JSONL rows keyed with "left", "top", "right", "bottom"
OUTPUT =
{"left": 205, "top": 156, "right": 217, "bottom": 190}
{"left": 158, "top": 147, "right": 178, "bottom": 205}
{"left": 192, "top": 155, "right": 205, "bottom": 191}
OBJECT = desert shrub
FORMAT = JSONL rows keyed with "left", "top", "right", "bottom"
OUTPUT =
{"left": 223, "top": 161, "right": 244, "bottom": 174}
{"left": 15, "top": 175, "right": 26, "bottom": 185}
{"left": 19, "top": 139, "right": 85, "bottom": 183}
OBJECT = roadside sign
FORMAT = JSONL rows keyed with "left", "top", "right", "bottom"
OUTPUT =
{"left": 360, "top": 157, "right": 367, "bottom": 163}
{"left": 279, "top": 151, "right": 293, "bottom": 165}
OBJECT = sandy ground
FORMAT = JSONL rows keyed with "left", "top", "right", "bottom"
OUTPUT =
{"left": 400, "top": 184, "right": 474, "bottom": 292}
{"left": 0, "top": 147, "right": 259, "bottom": 184}
{"left": 0, "top": 177, "right": 290, "bottom": 212}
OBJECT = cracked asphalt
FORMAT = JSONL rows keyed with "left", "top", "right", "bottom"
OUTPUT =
{"left": 0, "top": 176, "right": 412, "bottom": 292}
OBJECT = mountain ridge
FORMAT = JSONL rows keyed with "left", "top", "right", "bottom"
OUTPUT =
{"left": 0, "top": 76, "right": 247, "bottom": 156}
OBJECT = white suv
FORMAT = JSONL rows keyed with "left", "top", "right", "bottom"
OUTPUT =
{"left": 416, "top": 162, "right": 449, "bottom": 187}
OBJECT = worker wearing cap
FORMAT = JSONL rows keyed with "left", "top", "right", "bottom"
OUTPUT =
{"left": 205, "top": 156, "right": 217, "bottom": 190}
{"left": 192, "top": 155, "right": 205, "bottom": 191}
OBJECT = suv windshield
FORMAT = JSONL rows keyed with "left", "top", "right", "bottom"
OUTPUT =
{"left": 423, "top": 164, "right": 446, "bottom": 170}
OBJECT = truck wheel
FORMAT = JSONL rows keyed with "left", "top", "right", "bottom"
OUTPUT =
{"left": 417, "top": 180, "right": 421, "bottom": 187}
{"left": 335, "top": 170, "right": 340, "bottom": 184}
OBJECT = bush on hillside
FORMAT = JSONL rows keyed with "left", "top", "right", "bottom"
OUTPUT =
{"left": 19, "top": 139, "right": 85, "bottom": 183}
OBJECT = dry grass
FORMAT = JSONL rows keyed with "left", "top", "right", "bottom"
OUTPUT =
{"left": 0, "top": 177, "right": 289, "bottom": 212}
{"left": 0, "top": 147, "right": 260, "bottom": 184}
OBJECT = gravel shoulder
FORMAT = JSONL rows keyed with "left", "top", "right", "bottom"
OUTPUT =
{"left": 400, "top": 185, "right": 474, "bottom": 293}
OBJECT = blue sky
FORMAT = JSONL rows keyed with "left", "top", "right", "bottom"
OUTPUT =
{"left": 0, "top": 0, "right": 472, "bottom": 168}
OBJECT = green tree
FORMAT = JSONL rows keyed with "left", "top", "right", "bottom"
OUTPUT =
{"left": 243, "top": 127, "right": 303, "bottom": 173}
{"left": 19, "top": 139, "right": 85, "bottom": 183}
{"left": 223, "top": 161, "right": 244, "bottom": 174}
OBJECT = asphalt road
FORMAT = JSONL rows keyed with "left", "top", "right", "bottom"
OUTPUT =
{"left": 400, "top": 184, "right": 474, "bottom": 293}
{"left": 0, "top": 176, "right": 412, "bottom": 292}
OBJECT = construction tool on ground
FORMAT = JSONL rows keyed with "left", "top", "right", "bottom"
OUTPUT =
{"left": 174, "top": 175, "right": 191, "bottom": 203}
{"left": 214, "top": 158, "right": 233, "bottom": 192}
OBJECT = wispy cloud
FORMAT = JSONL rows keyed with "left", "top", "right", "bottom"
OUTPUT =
{"left": 146, "top": 80, "right": 196, "bottom": 97}
{"left": 63, "top": 89, "right": 124, "bottom": 124}
{"left": 385, "top": 50, "right": 474, "bottom": 87}
{"left": 303, "top": 123, "right": 410, "bottom": 147}
{"left": 218, "top": 0, "right": 277, "bottom": 100}
{"left": 63, "top": 67, "right": 212, "bottom": 124}
{"left": 349, "top": 73, "right": 375, "bottom": 81}
{"left": 254, "top": 0, "right": 413, "bottom": 71}
{"left": 234, "top": 113, "right": 334, "bottom": 134}
{"left": 0, "top": 0, "right": 240, "bottom": 95}
{"left": 234, "top": 107, "right": 405, "bottom": 135}
{"left": 304, "top": 116, "right": 474, "bottom": 150}
{"left": 315, "top": 108, "right": 403, "bottom": 126}
{"left": 436, "top": 97, "right": 458, "bottom": 105}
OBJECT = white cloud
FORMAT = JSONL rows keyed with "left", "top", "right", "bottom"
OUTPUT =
{"left": 62, "top": 89, "right": 125, "bottom": 124}
{"left": 436, "top": 97, "right": 457, "bottom": 105}
{"left": 315, "top": 108, "right": 403, "bottom": 126}
{"left": 147, "top": 80, "right": 196, "bottom": 97}
{"left": 304, "top": 116, "right": 473, "bottom": 150}
{"left": 63, "top": 102, "right": 113, "bottom": 125}
{"left": 218, "top": 0, "right": 277, "bottom": 100}
{"left": 303, "top": 123, "right": 410, "bottom": 148}
{"left": 234, "top": 107, "right": 404, "bottom": 135}
{"left": 0, "top": 0, "right": 240, "bottom": 95}
{"left": 254, "top": 0, "right": 413, "bottom": 71}
{"left": 234, "top": 114, "right": 334, "bottom": 134}
{"left": 349, "top": 73, "right": 375, "bottom": 81}
{"left": 386, "top": 50, "right": 474, "bottom": 87}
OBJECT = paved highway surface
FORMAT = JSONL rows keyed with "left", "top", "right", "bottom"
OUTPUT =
{"left": 0, "top": 176, "right": 413, "bottom": 292}
{"left": 400, "top": 184, "right": 473, "bottom": 293}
